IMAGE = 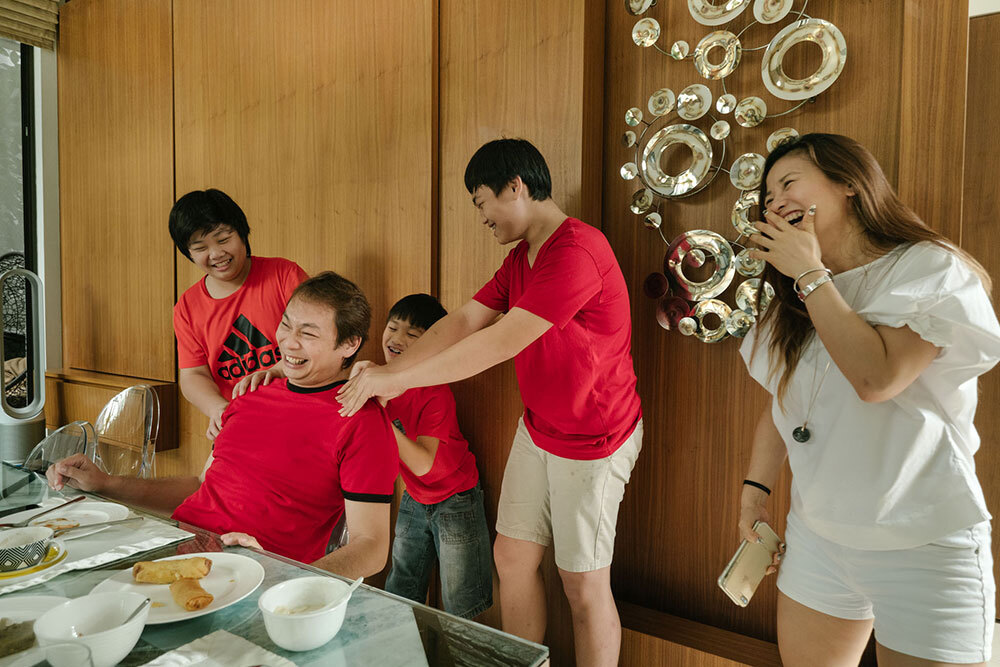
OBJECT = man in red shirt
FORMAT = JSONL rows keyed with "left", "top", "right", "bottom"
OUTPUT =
{"left": 338, "top": 139, "right": 642, "bottom": 666}
{"left": 48, "top": 272, "right": 398, "bottom": 579}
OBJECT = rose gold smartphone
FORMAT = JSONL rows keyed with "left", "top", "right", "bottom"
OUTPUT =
{"left": 717, "top": 521, "right": 782, "bottom": 607}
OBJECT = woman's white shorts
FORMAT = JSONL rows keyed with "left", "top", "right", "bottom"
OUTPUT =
{"left": 778, "top": 511, "right": 994, "bottom": 664}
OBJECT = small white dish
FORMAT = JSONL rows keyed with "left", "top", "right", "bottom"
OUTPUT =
{"left": 3, "top": 501, "right": 130, "bottom": 540}
{"left": 33, "top": 591, "right": 149, "bottom": 667}
{"left": 0, "top": 594, "right": 70, "bottom": 622}
{"left": 258, "top": 576, "right": 356, "bottom": 651}
{"left": 91, "top": 552, "right": 265, "bottom": 624}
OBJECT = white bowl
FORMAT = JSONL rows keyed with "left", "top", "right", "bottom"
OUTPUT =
{"left": 34, "top": 591, "right": 149, "bottom": 667}
{"left": 258, "top": 576, "right": 354, "bottom": 651}
{"left": 0, "top": 526, "right": 53, "bottom": 572}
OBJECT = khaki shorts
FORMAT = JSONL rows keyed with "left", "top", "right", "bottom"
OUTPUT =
{"left": 496, "top": 417, "right": 643, "bottom": 572}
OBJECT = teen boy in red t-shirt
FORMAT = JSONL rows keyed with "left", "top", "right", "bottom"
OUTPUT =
{"left": 338, "top": 139, "right": 642, "bottom": 666}
{"left": 169, "top": 189, "right": 307, "bottom": 441}
{"left": 47, "top": 273, "right": 398, "bottom": 578}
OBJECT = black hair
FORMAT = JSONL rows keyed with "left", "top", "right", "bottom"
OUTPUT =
{"left": 464, "top": 138, "right": 552, "bottom": 201}
{"left": 168, "top": 189, "right": 252, "bottom": 261}
{"left": 387, "top": 293, "right": 448, "bottom": 331}
{"left": 290, "top": 271, "right": 371, "bottom": 369}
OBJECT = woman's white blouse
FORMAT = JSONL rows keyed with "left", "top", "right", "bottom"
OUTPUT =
{"left": 741, "top": 242, "right": 1000, "bottom": 550}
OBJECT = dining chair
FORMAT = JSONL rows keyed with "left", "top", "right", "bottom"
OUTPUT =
{"left": 21, "top": 420, "right": 97, "bottom": 476}
{"left": 93, "top": 385, "right": 159, "bottom": 479}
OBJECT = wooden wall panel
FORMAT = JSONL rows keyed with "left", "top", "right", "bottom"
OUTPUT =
{"left": 603, "top": 0, "right": 967, "bottom": 647}
{"left": 897, "top": 0, "right": 969, "bottom": 237}
{"left": 44, "top": 369, "right": 177, "bottom": 454}
{"left": 439, "top": 0, "right": 604, "bottom": 660}
{"left": 964, "top": 12, "right": 1000, "bottom": 616}
{"left": 57, "top": 0, "right": 175, "bottom": 381}
{"left": 170, "top": 0, "right": 435, "bottom": 473}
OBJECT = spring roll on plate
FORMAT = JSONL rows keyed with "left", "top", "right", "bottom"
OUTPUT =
{"left": 169, "top": 578, "right": 214, "bottom": 611}
{"left": 132, "top": 557, "right": 212, "bottom": 584}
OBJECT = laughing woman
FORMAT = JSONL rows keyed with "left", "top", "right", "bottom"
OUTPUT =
{"left": 738, "top": 133, "right": 1000, "bottom": 667}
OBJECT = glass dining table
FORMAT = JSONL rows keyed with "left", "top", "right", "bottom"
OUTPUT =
{"left": 0, "top": 486, "right": 549, "bottom": 667}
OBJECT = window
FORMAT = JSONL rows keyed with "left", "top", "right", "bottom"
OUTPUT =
{"left": 0, "top": 37, "right": 36, "bottom": 409}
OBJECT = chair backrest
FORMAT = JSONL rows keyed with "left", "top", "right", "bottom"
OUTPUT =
{"left": 22, "top": 420, "right": 97, "bottom": 475}
{"left": 93, "top": 385, "right": 159, "bottom": 479}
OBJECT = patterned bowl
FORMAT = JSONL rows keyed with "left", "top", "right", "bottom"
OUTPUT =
{"left": 0, "top": 526, "right": 54, "bottom": 572}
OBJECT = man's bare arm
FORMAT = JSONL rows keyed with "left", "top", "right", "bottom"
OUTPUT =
{"left": 47, "top": 453, "right": 210, "bottom": 516}
{"left": 310, "top": 500, "right": 390, "bottom": 579}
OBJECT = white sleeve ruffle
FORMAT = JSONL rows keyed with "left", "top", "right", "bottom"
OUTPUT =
{"left": 858, "top": 243, "right": 1000, "bottom": 383}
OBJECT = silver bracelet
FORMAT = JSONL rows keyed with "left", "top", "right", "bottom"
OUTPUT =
{"left": 793, "top": 267, "right": 831, "bottom": 293}
{"left": 796, "top": 274, "right": 833, "bottom": 302}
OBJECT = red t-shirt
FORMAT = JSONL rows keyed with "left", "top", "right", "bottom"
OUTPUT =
{"left": 473, "top": 218, "right": 641, "bottom": 460}
{"left": 385, "top": 385, "right": 479, "bottom": 505}
{"left": 172, "top": 379, "right": 399, "bottom": 563}
{"left": 173, "top": 256, "right": 308, "bottom": 394}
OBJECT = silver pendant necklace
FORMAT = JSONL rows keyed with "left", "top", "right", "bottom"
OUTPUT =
{"left": 791, "top": 264, "right": 869, "bottom": 443}
{"left": 792, "top": 359, "right": 832, "bottom": 443}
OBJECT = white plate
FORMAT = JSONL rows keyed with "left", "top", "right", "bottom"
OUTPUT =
{"left": 3, "top": 502, "right": 130, "bottom": 540}
{"left": 91, "top": 552, "right": 265, "bottom": 624}
{"left": 0, "top": 594, "right": 69, "bottom": 623}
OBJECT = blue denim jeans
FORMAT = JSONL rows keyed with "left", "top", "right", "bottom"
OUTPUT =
{"left": 385, "top": 482, "right": 493, "bottom": 619}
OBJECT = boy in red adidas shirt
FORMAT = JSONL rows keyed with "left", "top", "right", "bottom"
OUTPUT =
{"left": 339, "top": 139, "right": 642, "bottom": 666}
{"left": 169, "top": 189, "right": 307, "bottom": 440}
{"left": 371, "top": 294, "right": 492, "bottom": 619}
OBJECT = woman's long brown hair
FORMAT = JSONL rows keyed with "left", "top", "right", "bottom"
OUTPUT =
{"left": 752, "top": 133, "right": 991, "bottom": 405}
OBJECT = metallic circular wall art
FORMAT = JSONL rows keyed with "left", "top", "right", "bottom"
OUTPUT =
{"left": 630, "top": 188, "right": 655, "bottom": 214}
{"left": 729, "top": 152, "right": 766, "bottom": 190}
{"left": 734, "top": 96, "right": 767, "bottom": 127}
{"left": 644, "top": 212, "right": 663, "bottom": 229}
{"left": 766, "top": 127, "right": 799, "bottom": 152}
{"left": 625, "top": 107, "right": 643, "bottom": 126}
{"left": 648, "top": 88, "right": 676, "bottom": 116}
{"left": 621, "top": 162, "right": 639, "bottom": 180}
{"left": 735, "top": 278, "right": 774, "bottom": 315}
{"left": 710, "top": 120, "right": 731, "bottom": 140}
{"left": 693, "top": 31, "right": 742, "bottom": 79}
{"left": 715, "top": 93, "right": 737, "bottom": 114}
{"left": 735, "top": 247, "right": 765, "bottom": 276}
{"left": 678, "top": 316, "right": 698, "bottom": 336}
{"left": 664, "top": 230, "right": 736, "bottom": 300}
{"left": 671, "top": 40, "right": 691, "bottom": 59}
{"left": 753, "top": 0, "right": 793, "bottom": 24}
{"left": 676, "top": 84, "right": 713, "bottom": 120}
{"left": 692, "top": 299, "right": 732, "bottom": 342}
{"left": 656, "top": 296, "right": 691, "bottom": 330}
{"left": 622, "top": 131, "right": 637, "bottom": 148}
{"left": 632, "top": 18, "right": 661, "bottom": 47}
{"left": 625, "top": 0, "right": 656, "bottom": 16}
{"left": 644, "top": 272, "right": 670, "bottom": 299}
{"left": 731, "top": 190, "right": 760, "bottom": 236}
{"left": 640, "top": 124, "right": 714, "bottom": 197}
{"left": 725, "top": 309, "right": 755, "bottom": 337}
{"left": 762, "top": 18, "right": 847, "bottom": 100}
{"left": 687, "top": 0, "right": 751, "bottom": 26}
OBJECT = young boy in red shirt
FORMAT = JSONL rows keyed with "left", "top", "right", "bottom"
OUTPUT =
{"left": 338, "top": 139, "right": 642, "bottom": 666}
{"left": 377, "top": 294, "right": 492, "bottom": 619}
{"left": 169, "top": 189, "right": 307, "bottom": 440}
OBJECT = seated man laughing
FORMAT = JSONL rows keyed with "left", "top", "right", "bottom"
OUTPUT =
{"left": 46, "top": 272, "right": 399, "bottom": 579}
